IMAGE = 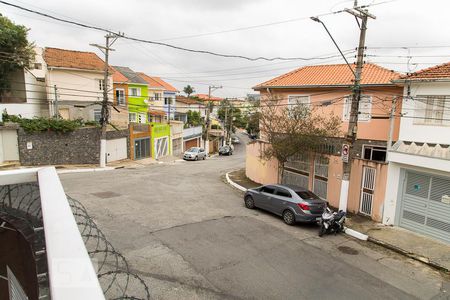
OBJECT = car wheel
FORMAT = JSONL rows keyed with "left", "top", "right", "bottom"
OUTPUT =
{"left": 244, "top": 195, "right": 255, "bottom": 209}
{"left": 282, "top": 210, "right": 295, "bottom": 225}
{"left": 195, "top": 156, "right": 198, "bottom": 161}
{"left": 318, "top": 223, "right": 326, "bottom": 237}
{"left": 203, "top": 155, "right": 206, "bottom": 160}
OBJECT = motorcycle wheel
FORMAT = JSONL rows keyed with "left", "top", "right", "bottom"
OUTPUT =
{"left": 318, "top": 224, "right": 326, "bottom": 237}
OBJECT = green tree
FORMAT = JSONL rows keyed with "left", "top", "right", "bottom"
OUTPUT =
{"left": 183, "top": 85, "right": 195, "bottom": 98}
{"left": 186, "top": 110, "right": 202, "bottom": 127}
{"left": 0, "top": 15, "right": 35, "bottom": 93}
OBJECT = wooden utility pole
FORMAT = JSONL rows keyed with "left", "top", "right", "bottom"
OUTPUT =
{"left": 338, "top": 4, "right": 376, "bottom": 211}
{"left": 204, "top": 85, "right": 222, "bottom": 152}
{"left": 53, "top": 85, "right": 59, "bottom": 119}
{"left": 90, "top": 33, "right": 122, "bottom": 167}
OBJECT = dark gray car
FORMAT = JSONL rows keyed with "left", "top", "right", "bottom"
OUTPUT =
{"left": 244, "top": 184, "right": 327, "bottom": 225}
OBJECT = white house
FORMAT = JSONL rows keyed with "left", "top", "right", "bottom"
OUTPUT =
{"left": 0, "top": 47, "right": 48, "bottom": 119}
{"left": 384, "top": 63, "right": 450, "bottom": 244}
{"left": 43, "top": 47, "right": 113, "bottom": 121}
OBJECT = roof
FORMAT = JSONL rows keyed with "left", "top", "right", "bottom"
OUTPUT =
{"left": 254, "top": 63, "right": 401, "bottom": 89}
{"left": 195, "top": 94, "right": 223, "bottom": 101}
{"left": 138, "top": 73, "right": 178, "bottom": 92}
{"left": 111, "top": 67, "right": 128, "bottom": 82}
{"left": 176, "top": 95, "right": 203, "bottom": 105}
{"left": 137, "top": 73, "right": 165, "bottom": 89}
{"left": 44, "top": 47, "right": 105, "bottom": 71}
{"left": 392, "top": 141, "right": 450, "bottom": 160}
{"left": 112, "top": 66, "right": 148, "bottom": 84}
{"left": 148, "top": 109, "right": 166, "bottom": 116}
{"left": 401, "top": 62, "right": 450, "bottom": 81}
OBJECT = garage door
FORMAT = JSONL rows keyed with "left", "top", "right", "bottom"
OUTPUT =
{"left": 106, "top": 138, "right": 127, "bottom": 162}
{"left": 172, "top": 138, "right": 182, "bottom": 156}
{"left": 282, "top": 170, "right": 309, "bottom": 190}
{"left": 399, "top": 170, "right": 450, "bottom": 244}
{"left": 184, "top": 138, "right": 198, "bottom": 150}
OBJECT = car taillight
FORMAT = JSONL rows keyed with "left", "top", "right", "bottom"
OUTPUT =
{"left": 297, "top": 203, "right": 310, "bottom": 211}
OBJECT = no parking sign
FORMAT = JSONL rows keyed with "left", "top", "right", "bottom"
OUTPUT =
{"left": 342, "top": 144, "right": 349, "bottom": 163}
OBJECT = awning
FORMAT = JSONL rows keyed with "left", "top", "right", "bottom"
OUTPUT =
{"left": 391, "top": 141, "right": 450, "bottom": 160}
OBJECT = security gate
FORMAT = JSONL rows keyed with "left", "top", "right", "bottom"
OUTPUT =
{"left": 154, "top": 137, "right": 168, "bottom": 159}
{"left": 282, "top": 170, "right": 309, "bottom": 189}
{"left": 399, "top": 170, "right": 450, "bottom": 244}
{"left": 360, "top": 166, "right": 376, "bottom": 215}
{"left": 134, "top": 138, "right": 150, "bottom": 160}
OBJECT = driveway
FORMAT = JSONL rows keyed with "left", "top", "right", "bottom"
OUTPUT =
{"left": 60, "top": 132, "right": 448, "bottom": 299}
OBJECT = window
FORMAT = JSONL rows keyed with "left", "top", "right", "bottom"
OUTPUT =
{"left": 276, "top": 188, "right": 292, "bottom": 198}
{"left": 164, "top": 97, "right": 173, "bottom": 105}
{"left": 343, "top": 95, "right": 372, "bottom": 121}
{"left": 362, "top": 145, "right": 387, "bottom": 162}
{"left": 295, "top": 190, "right": 321, "bottom": 200}
{"left": 261, "top": 186, "right": 276, "bottom": 194}
{"left": 138, "top": 113, "right": 146, "bottom": 124}
{"left": 34, "top": 63, "right": 42, "bottom": 70}
{"left": 415, "top": 95, "right": 448, "bottom": 125}
{"left": 98, "top": 79, "right": 105, "bottom": 91}
{"left": 288, "top": 95, "right": 310, "bottom": 107}
{"left": 93, "top": 109, "right": 101, "bottom": 122}
{"left": 155, "top": 93, "right": 161, "bottom": 101}
{"left": 129, "top": 113, "right": 137, "bottom": 122}
{"left": 129, "top": 87, "right": 141, "bottom": 97}
{"left": 116, "top": 89, "right": 125, "bottom": 105}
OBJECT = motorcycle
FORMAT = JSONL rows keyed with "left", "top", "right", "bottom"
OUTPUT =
{"left": 318, "top": 207, "right": 346, "bottom": 237}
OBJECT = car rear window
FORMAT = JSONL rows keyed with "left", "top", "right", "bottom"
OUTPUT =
{"left": 295, "top": 190, "right": 321, "bottom": 200}
{"left": 276, "top": 189, "right": 291, "bottom": 198}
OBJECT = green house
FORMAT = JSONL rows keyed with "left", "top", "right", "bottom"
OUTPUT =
{"left": 150, "top": 122, "right": 171, "bottom": 159}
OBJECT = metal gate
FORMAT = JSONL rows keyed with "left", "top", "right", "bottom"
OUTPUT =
{"left": 134, "top": 138, "right": 150, "bottom": 160}
{"left": 282, "top": 170, "right": 309, "bottom": 189}
{"left": 399, "top": 170, "right": 450, "bottom": 244}
{"left": 360, "top": 166, "right": 376, "bottom": 215}
{"left": 155, "top": 137, "right": 168, "bottom": 159}
{"left": 313, "top": 156, "right": 329, "bottom": 199}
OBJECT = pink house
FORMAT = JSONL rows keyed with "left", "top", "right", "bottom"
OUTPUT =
{"left": 247, "top": 63, "right": 402, "bottom": 222}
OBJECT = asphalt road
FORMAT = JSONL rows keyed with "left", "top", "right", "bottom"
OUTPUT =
{"left": 61, "top": 132, "right": 448, "bottom": 300}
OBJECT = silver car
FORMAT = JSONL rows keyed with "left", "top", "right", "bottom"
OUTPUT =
{"left": 244, "top": 184, "right": 327, "bottom": 225}
{"left": 183, "top": 147, "right": 207, "bottom": 161}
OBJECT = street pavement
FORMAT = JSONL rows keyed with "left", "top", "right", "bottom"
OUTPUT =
{"left": 60, "top": 132, "right": 449, "bottom": 300}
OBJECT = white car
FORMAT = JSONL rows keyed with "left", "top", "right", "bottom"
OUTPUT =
{"left": 183, "top": 147, "right": 207, "bottom": 161}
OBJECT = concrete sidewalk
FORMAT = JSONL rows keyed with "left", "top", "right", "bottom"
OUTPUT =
{"left": 226, "top": 168, "right": 450, "bottom": 273}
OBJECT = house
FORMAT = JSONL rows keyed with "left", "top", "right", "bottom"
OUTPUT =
{"left": 112, "top": 66, "right": 149, "bottom": 124}
{"left": 248, "top": 63, "right": 402, "bottom": 222}
{"left": 136, "top": 72, "right": 167, "bottom": 121}
{"left": 43, "top": 47, "right": 113, "bottom": 122}
{"left": 383, "top": 63, "right": 450, "bottom": 244}
{"left": 175, "top": 95, "right": 207, "bottom": 122}
{"left": 195, "top": 93, "right": 223, "bottom": 116}
{"left": 0, "top": 47, "right": 48, "bottom": 119}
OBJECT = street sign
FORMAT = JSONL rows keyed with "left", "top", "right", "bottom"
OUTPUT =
{"left": 342, "top": 144, "right": 349, "bottom": 163}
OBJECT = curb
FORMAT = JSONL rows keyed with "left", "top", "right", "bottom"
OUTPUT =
{"left": 225, "top": 171, "right": 248, "bottom": 192}
{"left": 57, "top": 167, "right": 116, "bottom": 174}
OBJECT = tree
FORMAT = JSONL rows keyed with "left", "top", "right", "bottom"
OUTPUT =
{"left": 183, "top": 85, "right": 195, "bottom": 98}
{"left": 186, "top": 110, "right": 202, "bottom": 127}
{"left": 0, "top": 15, "right": 35, "bottom": 93}
{"left": 258, "top": 95, "right": 342, "bottom": 181}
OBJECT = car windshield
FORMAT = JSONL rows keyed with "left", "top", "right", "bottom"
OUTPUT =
{"left": 220, "top": 146, "right": 229, "bottom": 150}
{"left": 295, "top": 190, "right": 321, "bottom": 200}
{"left": 187, "top": 147, "right": 198, "bottom": 153}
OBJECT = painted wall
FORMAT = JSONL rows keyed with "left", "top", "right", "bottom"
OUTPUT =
{"left": 150, "top": 122, "right": 171, "bottom": 158}
{"left": 0, "top": 128, "right": 19, "bottom": 163}
{"left": 399, "top": 81, "right": 450, "bottom": 144}
{"left": 245, "top": 141, "right": 279, "bottom": 185}
{"left": 127, "top": 83, "right": 148, "bottom": 119}
{"left": 259, "top": 86, "right": 402, "bottom": 141}
{"left": 163, "top": 91, "right": 176, "bottom": 119}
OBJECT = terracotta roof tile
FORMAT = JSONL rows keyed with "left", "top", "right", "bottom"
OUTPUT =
{"left": 138, "top": 73, "right": 178, "bottom": 92}
{"left": 402, "top": 62, "right": 450, "bottom": 80}
{"left": 111, "top": 66, "right": 129, "bottom": 83}
{"left": 176, "top": 95, "right": 203, "bottom": 105}
{"left": 254, "top": 63, "right": 401, "bottom": 89}
{"left": 44, "top": 47, "right": 105, "bottom": 71}
{"left": 195, "top": 94, "right": 223, "bottom": 101}
{"left": 148, "top": 109, "right": 166, "bottom": 116}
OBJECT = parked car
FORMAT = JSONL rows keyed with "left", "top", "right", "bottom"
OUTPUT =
{"left": 231, "top": 136, "right": 240, "bottom": 144}
{"left": 183, "top": 147, "right": 207, "bottom": 161}
{"left": 244, "top": 184, "right": 327, "bottom": 225}
{"left": 219, "top": 145, "right": 233, "bottom": 156}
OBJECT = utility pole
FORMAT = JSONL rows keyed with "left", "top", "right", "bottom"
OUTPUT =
{"left": 53, "top": 85, "right": 59, "bottom": 119}
{"left": 386, "top": 96, "right": 398, "bottom": 161}
{"left": 312, "top": 2, "right": 375, "bottom": 211}
{"left": 204, "top": 85, "right": 222, "bottom": 153}
{"left": 224, "top": 104, "right": 228, "bottom": 146}
{"left": 229, "top": 103, "right": 233, "bottom": 145}
{"left": 90, "top": 33, "right": 122, "bottom": 168}
{"left": 338, "top": 4, "right": 376, "bottom": 211}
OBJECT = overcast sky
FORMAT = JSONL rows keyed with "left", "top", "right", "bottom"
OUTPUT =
{"left": 2, "top": 0, "right": 450, "bottom": 98}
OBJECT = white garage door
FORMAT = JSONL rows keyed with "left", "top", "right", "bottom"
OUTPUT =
{"left": 106, "top": 138, "right": 127, "bottom": 162}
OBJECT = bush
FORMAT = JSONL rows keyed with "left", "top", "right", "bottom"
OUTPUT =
{"left": 2, "top": 112, "right": 99, "bottom": 133}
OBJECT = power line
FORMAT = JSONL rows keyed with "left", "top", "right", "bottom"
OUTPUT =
{"left": 0, "top": 0, "right": 387, "bottom": 62}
